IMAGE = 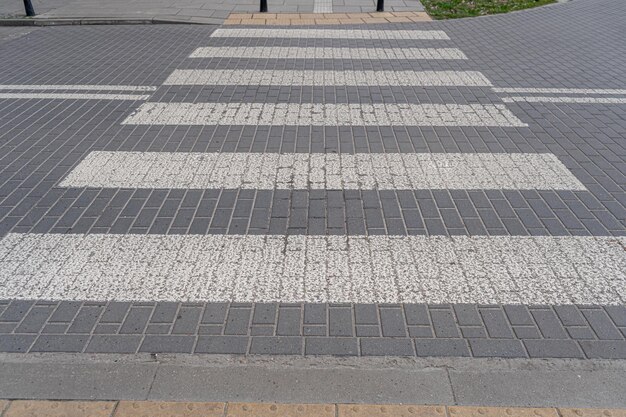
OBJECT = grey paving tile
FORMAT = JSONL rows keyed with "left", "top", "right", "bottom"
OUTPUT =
{"left": 580, "top": 341, "right": 626, "bottom": 359}
{"left": 361, "top": 338, "right": 415, "bottom": 356}
{"left": 524, "top": 340, "right": 585, "bottom": 358}
{"left": 195, "top": 336, "right": 249, "bottom": 354}
{"left": 139, "top": 336, "right": 195, "bottom": 353}
{"left": 469, "top": 339, "right": 527, "bottom": 358}
{"left": 277, "top": 308, "right": 301, "bottom": 336}
{"left": 306, "top": 337, "right": 358, "bottom": 356}
{"left": 415, "top": 339, "right": 470, "bottom": 357}
{"left": 249, "top": 337, "right": 302, "bottom": 355}
{"left": 30, "top": 335, "right": 88, "bottom": 353}
{"left": 85, "top": 335, "right": 142, "bottom": 353}
{"left": 0, "top": 335, "right": 36, "bottom": 353}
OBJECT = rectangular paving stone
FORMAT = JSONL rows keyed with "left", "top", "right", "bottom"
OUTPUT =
{"left": 504, "top": 305, "right": 535, "bottom": 326}
{"left": 554, "top": 305, "right": 586, "bottom": 326}
{"left": 605, "top": 306, "right": 626, "bottom": 327}
{"left": 14, "top": 306, "right": 54, "bottom": 334}
{"left": 252, "top": 303, "right": 277, "bottom": 325}
{"left": 380, "top": 308, "right": 406, "bottom": 337}
{"left": 329, "top": 308, "right": 353, "bottom": 336}
{"left": 306, "top": 337, "right": 358, "bottom": 355}
{"left": 172, "top": 307, "right": 202, "bottom": 334}
{"left": 150, "top": 302, "right": 179, "bottom": 323}
{"left": 453, "top": 304, "right": 482, "bottom": 326}
{"left": 579, "top": 341, "right": 626, "bottom": 359}
{"left": 139, "top": 336, "right": 195, "bottom": 353}
{"left": 277, "top": 308, "right": 301, "bottom": 336}
{"left": 523, "top": 340, "right": 585, "bottom": 358}
{"left": 415, "top": 339, "right": 470, "bottom": 357}
{"left": 405, "top": 305, "right": 430, "bottom": 325}
{"left": 119, "top": 308, "right": 152, "bottom": 334}
{"left": 468, "top": 339, "right": 527, "bottom": 358}
{"left": 30, "top": 335, "right": 88, "bottom": 353}
{"left": 67, "top": 306, "right": 103, "bottom": 334}
{"left": 249, "top": 336, "right": 302, "bottom": 355}
{"left": 361, "top": 338, "right": 415, "bottom": 356}
{"left": 195, "top": 336, "right": 249, "bottom": 354}
{"left": 531, "top": 309, "right": 568, "bottom": 339}
{"left": 100, "top": 302, "right": 131, "bottom": 323}
{"left": 224, "top": 308, "right": 251, "bottom": 335}
{"left": 201, "top": 303, "right": 228, "bottom": 324}
{"left": 0, "top": 301, "right": 34, "bottom": 322}
{"left": 0, "top": 335, "right": 36, "bottom": 353}
{"left": 582, "top": 309, "right": 624, "bottom": 340}
{"left": 85, "top": 335, "right": 142, "bottom": 354}
{"left": 480, "top": 309, "right": 514, "bottom": 338}
{"left": 354, "top": 304, "right": 378, "bottom": 325}
{"left": 430, "top": 310, "right": 460, "bottom": 338}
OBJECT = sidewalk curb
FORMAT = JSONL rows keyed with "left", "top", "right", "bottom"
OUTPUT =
{"left": 1, "top": 353, "right": 625, "bottom": 407}
{"left": 0, "top": 16, "right": 222, "bottom": 26}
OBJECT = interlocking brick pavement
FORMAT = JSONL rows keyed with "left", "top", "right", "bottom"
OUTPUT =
{"left": 0, "top": 0, "right": 626, "bottom": 360}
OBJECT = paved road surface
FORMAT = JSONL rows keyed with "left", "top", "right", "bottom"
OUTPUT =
{"left": 0, "top": 0, "right": 625, "bottom": 360}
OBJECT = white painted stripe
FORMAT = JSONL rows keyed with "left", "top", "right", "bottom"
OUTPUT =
{"left": 60, "top": 151, "right": 586, "bottom": 191}
{"left": 163, "top": 69, "right": 492, "bottom": 87}
{"left": 122, "top": 102, "right": 527, "bottom": 127}
{"left": 493, "top": 87, "right": 626, "bottom": 95}
{"left": 1, "top": 233, "right": 624, "bottom": 304}
{"left": 502, "top": 96, "right": 626, "bottom": 104}
{"left": 190, "top": 47, "right": 467, "bottom": 60}
{"left": 0, "top": 84, "right": 157, "bottom": 92}
{"left": 0, "top": 93, "right": 151, "bottom": 101}
{"left": 210, "top": 28, "right": 451, "bottom": 40}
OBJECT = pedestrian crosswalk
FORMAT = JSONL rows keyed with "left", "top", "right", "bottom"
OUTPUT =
{"left": 163, "top": 69, "right": 492, "bottom": 87}
{"left": 189, "top": 46, "right": 467, "bottom": 60}
{"left": 122, "top": 103, "right": 526, "bottom": 127}
{"left": 60, "top": 151, "right": 585, "bottom": 191}
{"left": 2, "top": 24, "right": 624, "bottom": 306}
{"left": 1, "top": 233, "right": 624, "bottom": 304}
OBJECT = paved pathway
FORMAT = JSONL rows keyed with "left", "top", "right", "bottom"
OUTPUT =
{"left": 0, "top": 0, "right": 423, "bottom": 23}
{"left": 1, "top": 400, "right": 624, "bottom": 417}
{"left": 0, "top": 0, "right": 625, "bottom": 360}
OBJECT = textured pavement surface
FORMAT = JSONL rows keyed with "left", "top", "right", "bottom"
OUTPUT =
{"left": 1, "top": 400, "right": 625, "bottom": 417}
{"left": 0, "top": 0, "right": 626, "bottom": 360}
{"left": 0, "top": 0, "right": 422, "bottom": 23}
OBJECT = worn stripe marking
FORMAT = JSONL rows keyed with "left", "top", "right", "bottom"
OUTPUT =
{"left": 163, "top": 69, "right": 492, "bottom": 87}
{"left": 60, "top": 151, "right": 586, "bottom": 191}
{"left": 0, "top": 93, "right": 151, "bottom": 101}
{"left": 493, "top": 87, "right": 626, "bottom": 95}
{"left": 502, "top": 96, "right": 626, "bottom": 104}
{"left": 122, "top": 103, "right": 526, "bottom": 127}
{"left": 1, "top": 234, "right": 623, "bottom": 304}
{"left": 210, "top": 28, "right": 451, "bottom": 40}
{"left": 0, "top": 84, "right": 157, "bottom": 91}
{"left": 190, "top": 47, "right": 467, "bottom": 60}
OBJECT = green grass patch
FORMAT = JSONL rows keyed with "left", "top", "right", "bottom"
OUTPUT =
{"left": 421, "top": 0, "right": 556, "bottom": 19}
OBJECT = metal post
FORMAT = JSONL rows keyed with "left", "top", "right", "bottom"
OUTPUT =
{"left": 260, "top": 0, "right": 267, "bottom": 12}
{"left": 376, "top": 0, "right": 384, "bottom": 12}
{"left": 23, "top": 0, "right": 36, "bottom": 16}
